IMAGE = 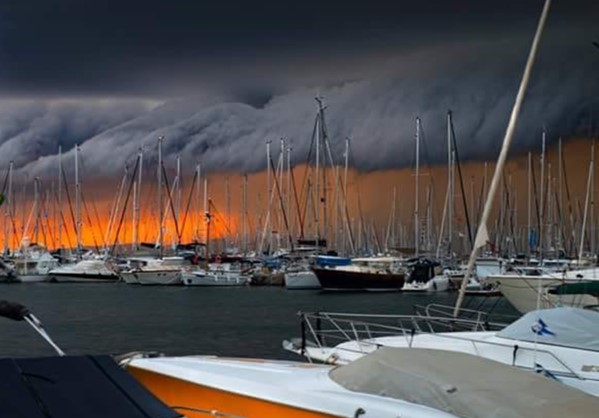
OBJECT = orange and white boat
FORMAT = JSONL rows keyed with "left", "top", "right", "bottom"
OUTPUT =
{"left": 126, "top": 347, "right": 599, "bottom": 418}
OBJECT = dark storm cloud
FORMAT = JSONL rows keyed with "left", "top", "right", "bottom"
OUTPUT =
{"left": 0, "top": 0, "right": 597, "bottom": 178}
{"left": 0, "top": 0, "right": 595, "bottom": 96}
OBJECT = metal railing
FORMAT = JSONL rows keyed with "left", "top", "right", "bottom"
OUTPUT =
{"left": 293, "top": 304, "right": 583, "bottom": 380}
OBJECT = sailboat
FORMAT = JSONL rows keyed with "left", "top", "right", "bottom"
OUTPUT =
{"left": 128, "top": 137, "right": 183, "bottom": 286}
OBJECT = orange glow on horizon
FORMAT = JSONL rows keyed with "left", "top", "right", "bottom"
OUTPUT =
{"left": 1, "top": 137, "right": 595, "bottom": 253}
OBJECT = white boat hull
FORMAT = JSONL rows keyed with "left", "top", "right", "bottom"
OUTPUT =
{"left": 402, "top": 276, "right": 450, "bottom": 292}
{"left": 182, "top": 272, "right": 247, "bottom": 286}
{"left": 51, "top": 273, "right": 119, "bottom": 283}
{"left": 489, "top": 274, "right": 598, "bottom": 313}
{"left": 120, "top": 271, "right": 140, "bottom": 284}
{"left": 17, "top": 274, "right": 50, "bottom": 283}
{"left": 136, "top": 270, "right": 182, "bottom": 286}
{"left": 284, "top": 270, "right": 321, "bottom": 290}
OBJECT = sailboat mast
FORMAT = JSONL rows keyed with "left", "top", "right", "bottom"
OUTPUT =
{"left": 414, "top": 117, "right": 421, "bottom": 257}
{"left": 266, "top": 140, "right": 272, "bottom": 253}
{"left": 314, "top": 110, "right": 320, "bottom": 248}
{"left": 204, "top": 178, "right": 210, "bottom": 261}
{"left": 176, "top": 154, "right": 181, "bottom": 234}
{"left": 579, "top": 142, "right": 594, "bottom": 261}
{"left": 34, "top": 177, "right": 40, "bottom": 244}
{"left": 287, "top": 145, "right": 292, "bottom": 242}
{"left": 4, "top": 161, "right": 12, "bottom": 254}
{"left": 447, "top": 112, "right": 453, "bottom": 257}
{"left": 57, "top": 147, "right": 62, "bottom": 252}
{"left": 558, "top": 138, "right": 563, "bottom": 252}
{"left": 539, "top": 129, "right": 546, "bottom": 259}
{"left": 134, "top": 147, "right": 143, "bottom": 251}
{"left": 454, "top": 0, "right": 551, "bottom": 316}
{"left": 242, "top": 173, "right": 248, "bottom": 254}
{"left": 527, "top": 152, "right": 532, "bottom": 257}
{"left": 75, "top": 144, "right": 81, "bottom": 253}
{"left": 157, "top": 136, "right": 164, "bottom": 258}
{"left": 195, "top": 163, "right": 201, "bottom": 241}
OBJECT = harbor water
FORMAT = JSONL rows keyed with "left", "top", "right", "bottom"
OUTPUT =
{"left": 0, "top": 284, "right": 518, "bottom": 359}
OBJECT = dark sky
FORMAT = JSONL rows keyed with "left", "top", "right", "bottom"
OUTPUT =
{"left": 0, "top": 0, "right": 597, "bottom": 177}
{"left": 0, "top": 0, "right": 595, "bottom": 98}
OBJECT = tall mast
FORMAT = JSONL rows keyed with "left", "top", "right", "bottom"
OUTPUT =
{"left": 414, "top": 117, "right": 421, "bottom": 257}
{"left": 455, "top": 0, "right": 551, "bottom": 316}
{"left": 3, "top": 161, "right": 12, "bottom": 254}
{"left": 287, "top": 145, "right": 292, "bottom": 243}
{"left": 204, "top": 177, "right": 210, "bottom": 261}
{"left": 33, "top": 177, "right": 40, "bottom": 244}
{"left": 527, "top": 152, "right": 532, "bottom": 257}
{"left": 225, "top": 176, "right": 231, "bottom": 248}
{"left": 57, "top": 147, "right": 62, "bottom": 252}
{"left": 447, "top": 112, "right": 453, "bottom": 257}
{"left": 242, "top": 173, "right": 248, "bottom": 254}
{"left": 176, "top": 154, "right": 181, "bottom": 234}
{"left": 266, "top": 140, "right": 272, "bottom": 254}
{"left": 195, "top": 162, "right": 201, "bottom": 241}
{"left": 558, "top": 138, "right": 563, "bottom": 253}
{"left": 133, "top": 147, "right": 143, "bottom": 251}
{"left": 591, "top": 141, "right": 596, "bottom": 256}
{"left": 538, "top": 129, "right": 546, "bottom": 260}
{"left": 75, "top": 144, "right": 81, "bottom": 253}
{"left": 314, "top": 109, "right": 320, "bottom": 248}
{"left": 579, "top": 142, "right": 595, "bottom": 261}
{"left": 157, "top": 136, "right": 164, "bottom": 258}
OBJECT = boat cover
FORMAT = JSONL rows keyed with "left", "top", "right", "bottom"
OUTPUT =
{"left": 330, "top": 347, "right": 599, "bottom": 418}
{"left": 497, "top": 307, "right": 599, "bottom": 352}
{"left": 315, "top": 255, "right": 351, "bottom": 267}
{"left": 0, "top": 355, "right": 181, "bottom": 418}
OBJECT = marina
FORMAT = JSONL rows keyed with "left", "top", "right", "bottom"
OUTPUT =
{"left": 0, "top": 0, "right": 598, "bottom": 416}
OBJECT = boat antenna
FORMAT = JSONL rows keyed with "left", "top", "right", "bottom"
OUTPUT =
{"left": 454, "top": 0, "right": 552, "bottom": 317}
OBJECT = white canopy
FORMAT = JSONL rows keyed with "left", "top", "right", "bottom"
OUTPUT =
{"left": 497, "top": 307, "right": 599, "bottom": 352}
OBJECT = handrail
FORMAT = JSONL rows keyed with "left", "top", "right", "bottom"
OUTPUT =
{"left": 295, "top": 309, "right": 584, "bottom": 380}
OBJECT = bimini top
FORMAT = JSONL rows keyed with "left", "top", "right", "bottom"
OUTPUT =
{"left": 0, "top": 355, "right": 181, "bottom": 418}
{"left": 330, "top": 347, "right": 599, "bottom": 418}
{"left": 497, "top": 307, "right": 599, "bottom": 352}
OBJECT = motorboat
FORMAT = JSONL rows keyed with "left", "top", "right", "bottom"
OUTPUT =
{"left": 0, "top": 300, "right": 181, "bottom": 418}
{"left": 313, "top": 257, "right": 405, "bottom": 292}
{"left": 121, "top": 257, "right": 185, "bottom": 286}
{"left": 182, "top": 263, "right": 248, "bottom": 286}
{"left": 13, "top": 252, "right": 59, "bottom": 283}
{"left": 49, "top": 260, "right": 119, "bottom": 283}
{"left": 284, "top": 307, "right": 599, "bottom": 397}
{"left": 127, "top": 347, "right": 599, "bottom": 418}
{"left": 402, "top": 259, "right": 449, "bottom": 293}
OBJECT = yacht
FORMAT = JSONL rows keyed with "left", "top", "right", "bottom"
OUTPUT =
{"left": 14, "top": 252, "right": 59, "bottom": 283}
{"left": 49, "top": 260, "right": 119, "bottom": 283}
{"left": 313, "top": 257, "right": 405, "bottom": 291}
{"left": 121, "top": 257, "right": 184, "bottom": 286}
{"left": 127, "top": 347, "right": 599, "bottom": 418}
{"left": 284, "top": 307, "right": 599, "bottom": 397}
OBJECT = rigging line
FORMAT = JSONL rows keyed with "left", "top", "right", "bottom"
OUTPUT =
{"left": 178, "top": 169, "right": 198, "bottom": 242}
{"left": 269, "top": 156, "right": 294, "bottom": 251}
{"left": 162, "top": 164, "right": 181, "bottom": 243}
{"left": 449, "top": 112, "right": 473, "bottom": 249}
{"left": 61, "top": 166, "right": 79, "bottom": 251}
{"left": 80, "top": 190, "right": 101, "bottom": 253}
{"left": 298, "top": 115, "right": 319, "bottom": 234}
{"left": 111, "top": 158, "right": 140, "bottom": 254}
